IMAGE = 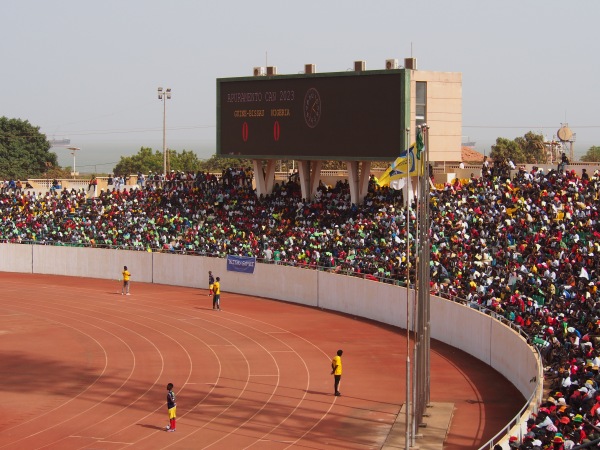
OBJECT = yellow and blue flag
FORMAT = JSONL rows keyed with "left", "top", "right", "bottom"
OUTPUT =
{"left": 377, "top": 129, "right": 426, "bottom": 188}
{"left": 377, "top": 142, "right": 423, "bottom": 187}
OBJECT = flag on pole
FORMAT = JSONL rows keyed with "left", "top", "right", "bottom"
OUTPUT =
{"left": 416, "top": 128, "right": 425, "bottom": 159}
{"left": 376, "top": 142, "right": 423, "bottom": 187}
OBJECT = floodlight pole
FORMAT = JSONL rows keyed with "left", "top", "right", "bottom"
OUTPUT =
{"left": 158, "top": 87, "right": 172, "bottom": 176}
{"left": 67, "top": 147, "right": 80, "bottom": 179}
{"left": 404, "top": 127, "right": 411, "bottom": 450}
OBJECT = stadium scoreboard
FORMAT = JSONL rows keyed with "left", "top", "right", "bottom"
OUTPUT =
{"left": 217, "top": 70, "right": 409, "bottom": 160}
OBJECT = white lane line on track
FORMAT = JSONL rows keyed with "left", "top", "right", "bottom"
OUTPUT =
{"left": 70, "top": 435, "right": 134, "bottom": 445}
{"left": 4, "top": 281, "right": 335, "bottom": 450}
{"left": 0, "top": 299, "right": 167, "bottom": 450}
{"left": 176, "top": 309, "right": 337, "bottom": 450}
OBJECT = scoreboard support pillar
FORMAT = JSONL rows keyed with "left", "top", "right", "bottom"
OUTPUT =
{"left": 297, "top": 160, "right": 322, "bottom": 201}
{"left": 346, "top": 160, "right": 371, "bottom": 205}
{"left": 250, "top": 158, "right": 371, "bottom": 204}
{"left": 252, "top": 159, "right": 277, "bottom": 198}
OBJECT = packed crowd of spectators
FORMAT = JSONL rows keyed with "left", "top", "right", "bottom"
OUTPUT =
{"left": 2, "top": 163, "right": 600, "bottom": 448}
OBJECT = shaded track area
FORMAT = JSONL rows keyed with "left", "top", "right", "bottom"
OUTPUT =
{"left": 0, "top": 273, "right": 522, "bottom": 449}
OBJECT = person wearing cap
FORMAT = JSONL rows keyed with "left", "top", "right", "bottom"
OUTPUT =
{"left": 508, "top": 435, "right": 519, "bottom": 448}
{"left": 585, "top": 378, "right": 597, "bottom": 395}
{"left": 552, "top": 433, "right": 565, "bottom": 449}
{"left": 571, "top": 415, "right": 587, "bottom": 445}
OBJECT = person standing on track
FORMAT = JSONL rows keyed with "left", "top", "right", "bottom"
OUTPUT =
{"left": 212, "top": 276, "right": 221, "bottom": 310}
{"left": 122, "top": 266, "right": 131, "bottom": 295}
{"left": 208, "top": 270, "right": 215, "bottom": 296}
{"left": 331, "top": 349, "right": 343, "bottom": 396}
{"left": 165, "top": 382, "right": 176, "bottom": 432}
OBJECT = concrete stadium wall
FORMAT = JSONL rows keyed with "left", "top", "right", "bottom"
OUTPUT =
{"left": 31, "top": 246, "right": 154, "bottom": 283}
{"left": 150, "top": 253, "right": 319, "bottom": 307}
{"left": 2, "top": 244, "right": 540, "bottom": 445}
{"left": 0, "top": 244, "right": 33, "bottom": 273}
{"left": 318, "top": 271, "right": 407, "bottom": 325}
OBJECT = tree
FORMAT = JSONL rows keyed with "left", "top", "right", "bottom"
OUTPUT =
{"left": 170, "top": 150, "right": 203, "bottom": 172}
{"left": 489, "top": 131, "right": 546, "bottom": 164}
{"left": 197, "top": 155, "right": 251, "bottom": 172}
{"left": 580, "top": 146, "right": 600, "bottom": 162}
{"left": 112, "top": 147, "right": 163, "bottom": 175}
{"left": 44, "top": 163, "right": 71, "bottom": 180}
{"left": 113, "top": 148, "right": 232, "bottom": 175}
{"left": 490, "top": 137, "right": 523, "bottom": 162}
{"left": 0, "top": 117, "right": 58, "bottom": 179}
{"left": 516, "top": 132, "right": 547, "bottom": 163}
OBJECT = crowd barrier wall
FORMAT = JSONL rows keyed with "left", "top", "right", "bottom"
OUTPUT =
{"left": 318, "top": 272, "right": 408, "bottom": 325}
{"left": 30, "top": 245, "right": 154, "bottom": 283}
{"left": 2, "top": 244, "right": 541, "bottom": 447}
{"left": 0, "top": 244, "right": 33, "bottom": 273}
{"left": 151, "top": 253, "right": 320, "bottom": 307}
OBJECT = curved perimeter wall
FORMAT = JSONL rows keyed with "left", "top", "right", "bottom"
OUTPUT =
{"left": 0, "top": 244, "right": 542, "bottom": 444}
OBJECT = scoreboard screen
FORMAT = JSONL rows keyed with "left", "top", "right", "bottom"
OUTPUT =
{"left": 217, "top": 70, "right": 408, "bottom": 160}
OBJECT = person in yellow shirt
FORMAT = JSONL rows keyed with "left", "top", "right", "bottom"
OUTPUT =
{"left": 331, "top": 349, "right": 343, "bottom": 396}
{"left": 122, "top": 266, "right": 131, "bottom": 295}
{"left": 212, "top": 277, "right": 221, "bottom": 310}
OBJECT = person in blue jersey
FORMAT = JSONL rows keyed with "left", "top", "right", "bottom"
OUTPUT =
{"left": 165, "top": 383, "right": 176, "bottom": 432}
{"left": 208, "top": 270, "right": 215, "bottom": 296}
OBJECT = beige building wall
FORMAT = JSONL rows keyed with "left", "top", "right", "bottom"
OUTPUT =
{"left": 409, "top": 70, "right": 462, "bottom": 162}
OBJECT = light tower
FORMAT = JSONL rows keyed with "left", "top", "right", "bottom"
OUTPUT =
{"left": 157, "top": 87, "right": 172, "bottom": 175}
{"left": 66, "top": 147, "right": 80, "bottom": 178}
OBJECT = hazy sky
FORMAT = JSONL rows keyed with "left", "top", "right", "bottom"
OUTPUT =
{"left": 2, "top": 0, "right": 598, "bottom": 171}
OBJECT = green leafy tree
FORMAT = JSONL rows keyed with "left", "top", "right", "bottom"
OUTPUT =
{"left": 113, "top": 148, "right": 231, "bottom": 175}
{"left": 0, "top": 117, "right": 57, "bottom": 179}
{"left": 490, "top": 137, "right": 524, "bottom": 162}
{"left": 515, "top": 132, "right": 547, "bottom": 163}
{"left": 197, "top": 155, "right": 251, "bottom": 172}
{"left": 170, "top": 150, "right": 203, "bottom": 172}
{"left": 490, "top": 131, "right": 546, "bottom": 164}
{"left": 581, "top": 146, "right": 600, "bottom": 162}
{"left": 112, "top": 147, "right": 163, "bottom": 175}
{"left": 44, "top": 162, "right": 71, "bottom": 180}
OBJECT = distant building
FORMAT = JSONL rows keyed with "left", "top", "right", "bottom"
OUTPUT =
{"left": 410, "top": 68, "right": 462, "bottom": 162}
{"left": 461, "top": 137, "right": 476, "bottom": 148}
{"left": 461, "top": 146, "right": 485, "bottom": 163}
{"left": 49, "top": 138, "right": 71, "bottom": 147}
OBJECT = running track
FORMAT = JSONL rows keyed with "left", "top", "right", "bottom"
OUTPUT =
{"left": 0, "top": 273, "right": 522, "bottom": 449}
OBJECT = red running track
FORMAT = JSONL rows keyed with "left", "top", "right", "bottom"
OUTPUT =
{"left": 0, "top": 273, "right": 522, "bottom": 449}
